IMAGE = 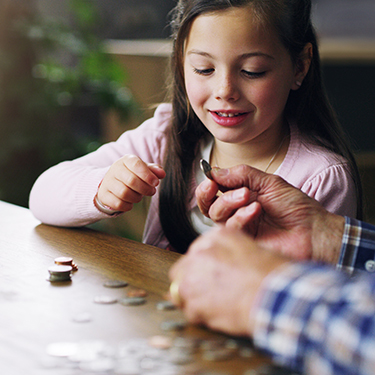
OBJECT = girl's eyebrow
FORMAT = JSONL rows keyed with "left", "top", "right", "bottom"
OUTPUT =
{"left": 186, "top": 49, "right": 275, "bottom": 60}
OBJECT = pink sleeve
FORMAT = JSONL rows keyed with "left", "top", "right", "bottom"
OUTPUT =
{"left": 300, "top": 164, "right": 357, "bottom": 218}
{"left": 29, "top": 104, "right": 171, "bottom": 227}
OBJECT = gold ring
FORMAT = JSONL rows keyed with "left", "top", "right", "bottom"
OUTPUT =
{"left": 169, "top": 279, "right": 182, "bottom": 306}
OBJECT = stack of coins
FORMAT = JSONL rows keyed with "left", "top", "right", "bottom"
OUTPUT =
{"left": 47, "top": 265, "right": 73, "bottom": 282}
{"left": 54, "top": 256, "right": 78, "bottom": 271}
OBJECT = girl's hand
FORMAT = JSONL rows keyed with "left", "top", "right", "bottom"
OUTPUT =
{"left": 97, "top": 154, "right": 166, "bottom": 213}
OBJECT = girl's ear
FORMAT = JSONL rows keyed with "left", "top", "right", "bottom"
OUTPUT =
{"left": 292, "top": 43, "right": 313, "bottom": 90}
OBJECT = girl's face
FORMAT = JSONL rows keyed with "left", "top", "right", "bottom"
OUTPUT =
{"left": 183, "top": 6, "right": 300, "bottom": 146}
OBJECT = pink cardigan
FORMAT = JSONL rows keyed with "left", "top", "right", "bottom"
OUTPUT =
{"left": 29, "top": 103, "right": 357, "bottom": 249}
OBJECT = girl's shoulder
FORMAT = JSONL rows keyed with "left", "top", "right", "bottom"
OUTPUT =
{"left": 290, "top": 122, "right": 348, "bottom": 165}
{"left": 277, "top": 122, "right": 350, "bottom": 183}
{"left": 134, "top": 103, "right": 173, "bottom": 132}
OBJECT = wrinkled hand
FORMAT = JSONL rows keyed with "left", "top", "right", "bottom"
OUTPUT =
{"left": 169, "top": 227, "right": 289, "bottom": 336}
{"left": 196, "top": 165, "right": 344, "bottom": 262}
{"left": 97, "top": 154, "right": 166, "bottom": 213}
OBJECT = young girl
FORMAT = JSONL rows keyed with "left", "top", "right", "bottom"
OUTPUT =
{"left": 29, "top": 0, "right": 362, "bottom": 254}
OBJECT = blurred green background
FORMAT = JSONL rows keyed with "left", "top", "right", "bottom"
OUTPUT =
{"left": 1, "top": 0, "right": 375, "bottom": 238}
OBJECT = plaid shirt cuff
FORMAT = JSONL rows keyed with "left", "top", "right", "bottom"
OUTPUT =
{"left": 337, "top": 217, "right": 375, "bottom": 275}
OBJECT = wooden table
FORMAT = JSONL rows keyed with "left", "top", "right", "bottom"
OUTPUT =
{"left": 0, "top": 201, "right": 270, "bottom": 375}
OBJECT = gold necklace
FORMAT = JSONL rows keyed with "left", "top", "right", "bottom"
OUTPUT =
{"left": 263, "top": 136, "right": 287, "bottom": 173}
{"left": 212, "top": 136, "right": 287, "bottom": 173}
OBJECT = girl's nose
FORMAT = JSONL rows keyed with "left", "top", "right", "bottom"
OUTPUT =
{"left": 214, "top": 74, "right": 240, "bottom": 102}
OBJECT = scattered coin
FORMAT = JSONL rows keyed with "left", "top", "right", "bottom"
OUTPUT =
{"left": 103, "top": 279, "right": 129, "bottom": 288}
{"left": 93, "top": 295, "right": 118, "bottom": 304}
{"left": 148, "top": 335, "right": 173, "bottom": 350}
{"left": 139, "top": 357, "right": 157, "bottom": 371}
{"left": 72, "top": 312, "right": 92, "bottom": 323}
{"left": 118, "top": 296, "right": 146, "bottom": 306}
{"left": 79, "top": 358, "right": 115, "bottom": 372}
{"left": 169, "top": 347, "right": 195, "bottom": 365}
{"left": 200, "top": 339, "right": 226, "bottom": 351}
{"left": 114, "top": 359, "right": 141, "bottom": 375}
{"left": 239, "top": 346, "right": 255, "bottom": 358}
{"left": 160, "top": 319, "right": 187, "bottom": 332}
{"left": 173, "top": 337, "right": 200, "bottom": 354}
{"left": 225, "top": 339, "right": 239, "bottom": 350}
{"left": 156, "top": 300, "right": 177, "bottom": 311}
{"left": 46, "top": 342, "right": 78, "bottom": 357}
{"left": 127, "top": 288, "right": 148, "bottom": 298}
{"left": 202, "top": 348, "right": 234, "bottom": 362}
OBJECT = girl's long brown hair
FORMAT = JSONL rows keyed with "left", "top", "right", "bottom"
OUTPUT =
{"left": 159, "top": 0, "right": 363, "bottom": 253}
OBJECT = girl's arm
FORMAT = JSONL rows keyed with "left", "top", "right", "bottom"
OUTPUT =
{"left": 29, "top": 104, "right": 171, "bottom": 227}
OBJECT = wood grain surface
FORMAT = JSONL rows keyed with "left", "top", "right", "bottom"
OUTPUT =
{"left": 0, "top": 201, "right": 270, "bottom": 375}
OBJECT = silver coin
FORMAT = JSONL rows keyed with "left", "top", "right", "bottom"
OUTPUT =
{"left": 202, "top": 348, "right": 234, "bottom": 362}
{"left": 118, "top": 296, "right": 146, "bottom": 306}
{"left": 79, "top": 358, "right": 115, "bottom": 372}
{"left": 225, "top": 339, "right": 239, "bottom": 350}
{"left": 72, "top": 312, "right": 92, "bottom": 323}
{"left": 47, "top": 275, "right": 72, "bottom": 282}
{"left": 156, "top": 300, "right": 177, "bottom": 311}
{"left": 239, "top": 347, "right": 255, "bottom": 358}
{"left": 47, "top": 265, "right": 72, "bottom": 282}
{"left": 93, "top": 295, "right": 118, "bottom": 304}
{"left": 46, "top": 342, "right": 79, "bottom": 357}
{"left": 103, "top": 279, "right": 129, "bottom": 288}
{"left": 200, "top": 339, "right": 225, "bottom": 351}
{"left": 173, "top": 337, "right": 200, "bottom": 354}
{"left": 160, "top": 320, "right": 187, "bottom": 331}
{"left": 48, "top": 265, "right": 73, "bottom": 274}
{"left": 114, "top": 359, "right": 141, "bottom": 375}
{"left": 169, "top": 348, "right": 194, "bottom": 365}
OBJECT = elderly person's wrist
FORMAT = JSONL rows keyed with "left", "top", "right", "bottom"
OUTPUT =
{"left": 311, "top": 210, "right": 345, "bottom": 265}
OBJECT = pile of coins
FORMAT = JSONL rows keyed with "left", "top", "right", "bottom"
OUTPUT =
{"left": 47, "top": 256, "right": 78, "bottom": 282}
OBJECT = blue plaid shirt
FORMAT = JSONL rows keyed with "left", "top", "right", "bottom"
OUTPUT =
{"left": 253, "top": 217, "right": 375, "bottom": 375}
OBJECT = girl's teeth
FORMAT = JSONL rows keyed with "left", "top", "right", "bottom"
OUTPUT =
{"left": 216, "top": 112, "right": 241, "bottom": 117}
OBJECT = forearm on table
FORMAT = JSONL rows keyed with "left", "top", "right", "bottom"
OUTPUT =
{"left": 29, "top": 162, "right": 109, "bottom": 226}
{"left": 250, "top": 262, "right": 375, "bottom": 374}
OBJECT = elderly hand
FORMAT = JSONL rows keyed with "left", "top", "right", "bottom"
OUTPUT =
{"left": 196, "top": 165, "right": 344, "bottom": 263}
{"left": 169, "top": 227, "right": 289, "bottom": 336}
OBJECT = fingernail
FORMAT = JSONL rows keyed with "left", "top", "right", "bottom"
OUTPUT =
{"left": 232, "top": 188, "right": 246, "bottom": 201}
{"left": 212, "top": 167, "right": 229, "bottom": 177}
{"left": 201, "top": 180, "right": 211, "bottom": 192}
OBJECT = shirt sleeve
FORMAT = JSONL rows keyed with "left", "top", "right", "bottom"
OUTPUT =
{"left": 252, "top": 262, "right": 375, "bottom": 375}
{"left": 29, "top": 104, "right": 171, "bottom": 227}
{"left": 337, "top": 217, "right": 375, "bottom": 275}
{"left": 300, "top": 164, "right": 357, "bottom": 219}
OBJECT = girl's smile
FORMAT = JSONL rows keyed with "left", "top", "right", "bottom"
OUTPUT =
{"left": 209, "top": 110, "right": 251, "bottom": 127}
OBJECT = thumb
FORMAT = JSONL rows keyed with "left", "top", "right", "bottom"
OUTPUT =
{"left": 148, "top": 163, "right": 166, "bottom": 179}
{"left": 211, "top": 165, "right": 267, "bottom": 192}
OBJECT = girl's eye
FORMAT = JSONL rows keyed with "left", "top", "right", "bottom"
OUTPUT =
{"left": 193, "top": 68, "right": 214, "bottom": 76}
{"left": 242, "top": 70, "right": 266, "bottom": 78}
